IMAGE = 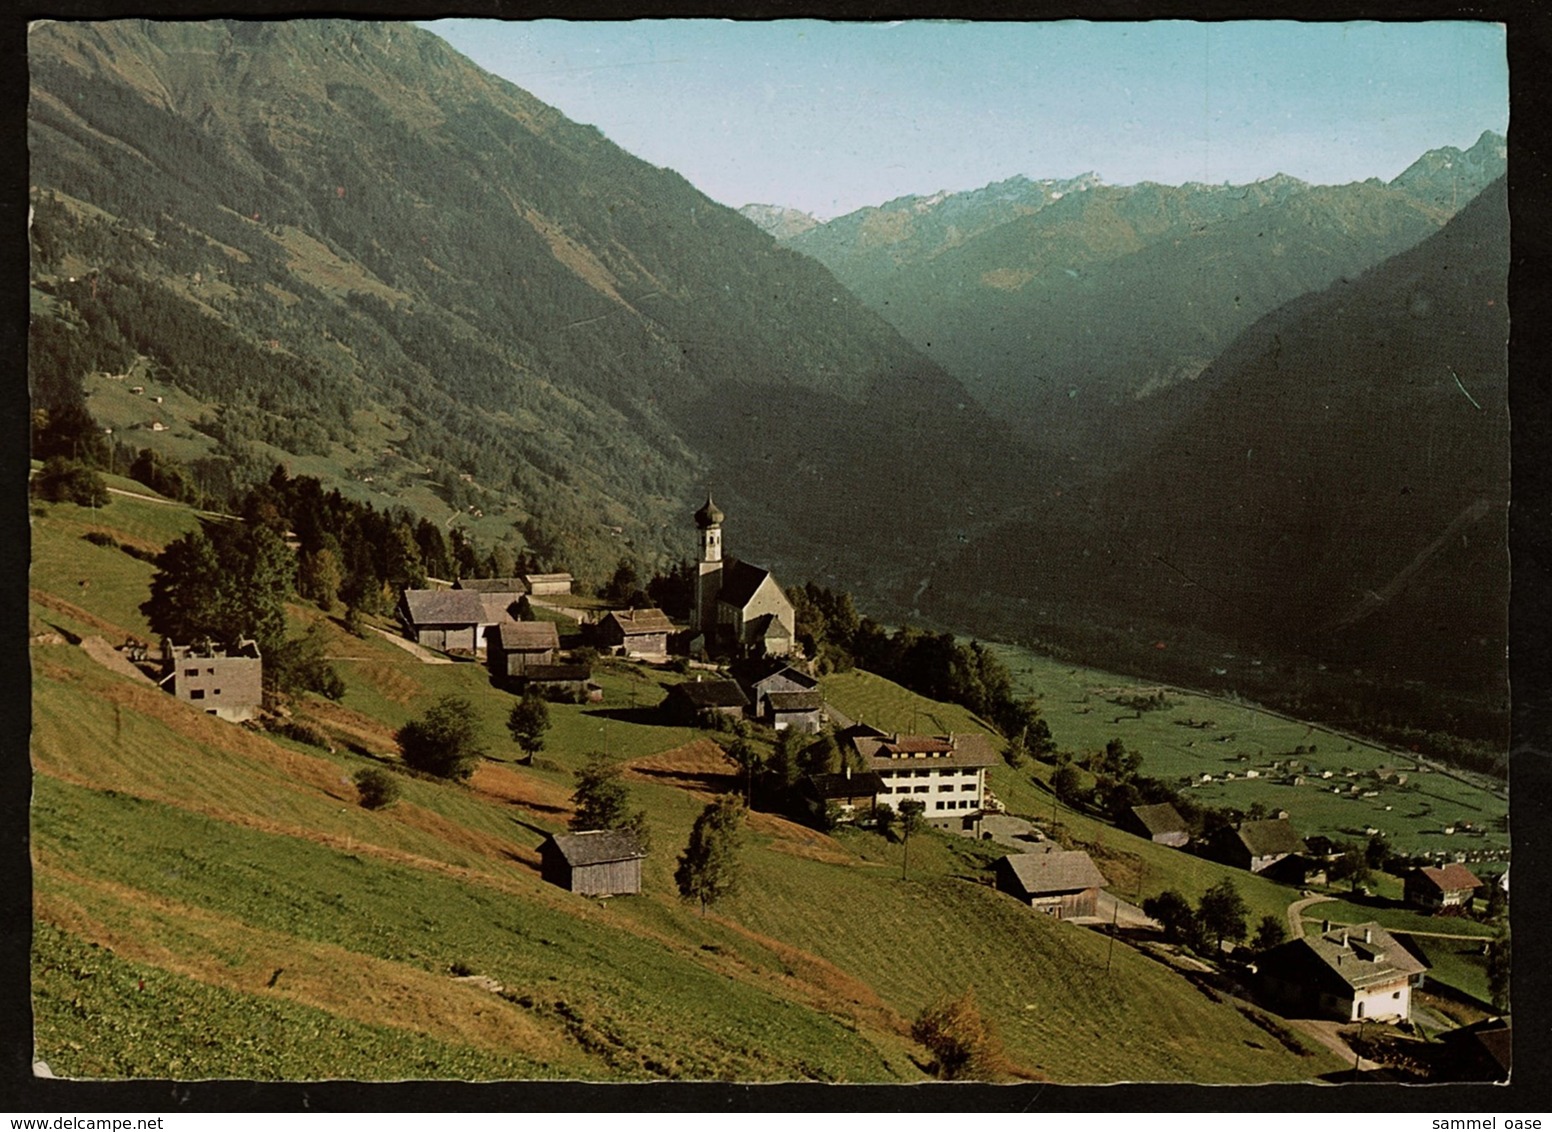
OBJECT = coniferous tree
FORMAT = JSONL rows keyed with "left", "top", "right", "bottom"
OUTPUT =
{"left": 675, "top": 796, "right": 745, "bottom": 914}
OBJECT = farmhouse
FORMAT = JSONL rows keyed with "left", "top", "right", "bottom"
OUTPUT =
{"left": 539, "top": 830, "right": 645, "bottom": 896}
{"left": 1256, "top": 921, "right": 1427, "bottom": 1023}
{"left": 597, "top": 608, "right": 674, "bottom": 658}
{"left": 488, "top": 620, "right": 560, "bottom": 683}
{"left": 160, "top": 638, "right": 262, "bottom": 722}
{"left": 692, "top": 497, "right": 796, "bottom": 658}
{"left": 995, "top": 850, "right": 1107, "bottom": 919}
{"left": 801, "top": 768, "right": 885, "bottom": 824}
{"left": 1127, "top": 802, "right": 1190, "bottom": 848}
{"left": 747, "top": 665, "right": 823, "bottom": 730}
{"left": 663, "top": 678, "right": 749, "bottom": 725}
{"left": 1226, "top": 817, "right": 1306, "bottom": 874}
{"left": 1404, "top": 863, "right": 1482, "bottom": 910}
{"left": 845, "top": 726, "right": 998, "bottom": 834}
{"left": 399, "top": 588, "right": 493, "bottom": 653}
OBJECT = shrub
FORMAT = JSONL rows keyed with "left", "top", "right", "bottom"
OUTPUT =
{"left": 397, "top": 695, "right": 486, "bottom": 781}
{"left": 353, "top": 766, "right": 401, "bottom": 810}
{"left": 911, "top": 989, "right": 1003, "bottom": 1080}
{"left": 267, "top": 718, "right": 332, "bottom": 750}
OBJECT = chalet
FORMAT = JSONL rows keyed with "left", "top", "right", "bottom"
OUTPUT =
{"left": 801, "top": 769, "right": 886, "bottom": 825}
{"left": 598, "top": 608, "right": 674, "bottom": 658}
{"left": 160, "top": 638, "right": 262, "bottom": 722}
{"left": 539, "top": 829, "right": 645, "bottom": 896}
{"left": 399, "top": 588, "right": 492, "bottom": 653}
{"left": 1404, "top": 863, "right": 1482, "bottom": 911}
{"left": 488, "top": 620, "right": 560, "bottom": 682}
{"left": 522, "top": 572, "right": 574, "bottom": 596}
{"left": 663, "top": 678, "right": 750, "bottom": 725}
{"left": 692, "top": 497, "right": 796, "bottom": 658}
{"left": 995, "top": 851, "right": 1107, "bottom": 919}
{"left": 1127, "top": 802, "right": 1190, "bottom": 848}
{"left": 520, "top": 664, "right": 601, "bottom": 703}
{"left": 1227, "top": 818, "right": 1306, "bottom": 874}
{"left": 1256, "top": 921, "right": 1427, "bottom": 1023}
{"left": 845, "top": 726, "right": 999, "bottom": 834}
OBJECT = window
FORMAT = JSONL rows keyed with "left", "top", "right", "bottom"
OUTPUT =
{"left": 212, "top": 689, "right": 221, "bottom": 696}
{"left": 938, "top": 783, "right": 954, "bottom": 792}
{"left": 934, "top": 802, "right": 945, "bottom": 810}
{"left": 913, "top": 785, "right": 929, "bottom": 794}
{"left": 190, "top": 689, "right": 205, "bottom": 700}
{"left": 185, "top": 668, "right": 199, "bottom": 677}
{"left": 961, "top": 783, "right": 976, "bottom": 791}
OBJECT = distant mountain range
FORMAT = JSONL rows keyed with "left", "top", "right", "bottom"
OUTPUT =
{"left": 749, "top": 132, "right": 1506, "bottom": 472}
{"left": 27, "top": 19, "right": 1023, "bottom": 592}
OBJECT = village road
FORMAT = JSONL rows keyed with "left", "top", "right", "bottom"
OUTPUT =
{"left": 1286, "top": 893, "right": 1337, "bottom": 939}
{"left": 369, "top": 626, "right": 453, "bottom": 664}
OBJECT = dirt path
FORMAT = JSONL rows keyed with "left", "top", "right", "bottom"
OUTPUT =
{"left": 1285, "top": 1018, "right": 1377, "bottom": 1071}
{"left": 368, "top": 625, "right": 453, "bottom": 664}
{"left": 1287, "top": 893, "right": 1337, "bottom": 939}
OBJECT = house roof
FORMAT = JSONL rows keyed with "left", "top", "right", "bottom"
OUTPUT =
{"left": 401, "top": 589, "right": 488, "bottom": 626}
{"left": 497, "top": 620, "right": 560, "bottom": 651}
{"left": 849, "top": 731, "right": 1000, "bottom": 771}
{"left": 805, "top": 771, "right": 885, "bottom": 801}
{"left": 602, "top": 608, "right": 675, "bottom": 636}
{"left": 1236, "top": 818, "right": 1306, "bottom": 858}
{"left": 1263, "top": 922, "right": 1427, "bottom": 993}
{"left": 671, "top": 679, "right": 750, "bottom": 709}
{"left": 717, "top": 559, "right": 778, "bottom": 610}
{"left": 546, "top": 829, "right": 646, "bottom": 867}
{"left": 479, "top": 594, "right": 520, "bottom": 624}
{"left": 998, "top": 851, "right": 1108, "bottom": 896}
{"left": 522, "top": 664, "right": 593, "bottom": 682}
{"left": 766, "top": 690, "right": 823, "bottom": 712}
{"left": 752, "top": 665, "right": 820, "bottom": 694}
{"left": 1414, "top": 864, "right": 1483, "bottom": 893}
{"left": 455, "top": 577, "right": 528, "bottom": 594}
{"left": 1131, "top": 802, "right": 1188, "bottom": 837}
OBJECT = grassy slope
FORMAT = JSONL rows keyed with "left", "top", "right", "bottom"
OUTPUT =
{"left": 29, "top": 492, "right": 1342, "bottom": 1082}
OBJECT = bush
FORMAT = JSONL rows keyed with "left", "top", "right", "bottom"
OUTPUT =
{"left": 397, "top": 695, "right": 487, "bottom": 781}
{"left": 911, "top": 989, "right": 1003, "bottom": 1080}
{"left": 266, "top": 718, "right": 332, "bottom": 750}
{"left": 353, "top": 766, "right": 401, "bottom": 810}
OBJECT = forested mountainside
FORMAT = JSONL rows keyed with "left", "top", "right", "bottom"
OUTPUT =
{"left": 766, "top": 132, "right": 1506, "bottom": 473}
{"left": 28, "top": 19, "right": 1023, "bottom": 592}
{"left": 925, "top": 178, "right": 1510, "bottom": 744}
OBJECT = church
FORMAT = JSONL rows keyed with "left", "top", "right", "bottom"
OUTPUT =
{"left": 692, "top": 496, "right": 796, "bottom": 658}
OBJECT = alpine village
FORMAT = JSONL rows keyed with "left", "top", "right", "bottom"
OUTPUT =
{"left": 26, "top": 20, "right": 1512, "bottom": 1086}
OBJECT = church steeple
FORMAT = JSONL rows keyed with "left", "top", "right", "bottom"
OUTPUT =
{"left": 694, "top": 494, "right": 723, "bottom": 564}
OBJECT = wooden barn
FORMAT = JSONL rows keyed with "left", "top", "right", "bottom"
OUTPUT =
{"left": 540, "top": 830, "right": 646, "bottom": 896}
{"left": 489, "top": 620, "right": 560, "bottom": 682}
{"left": 995, "top": 850, "right": 1107, "bottom": 920}
{"left": 598, "top": 608, "right": 674, "bottom": 658}
{"left": 1226, "top": 818, "right": 1306, "bottom": 874}
{"left": 399, "top": 588, "right": 491, "bottom": 653}
{"left": 663, "top": 678, "right": 749, "bottom": 725}
{"left": 1127, "top": 802, "right": 1190, "bottom": 848}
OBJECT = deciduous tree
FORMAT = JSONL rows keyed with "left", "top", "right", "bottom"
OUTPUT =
{"left": 506, "top": 688, "right": 550, "bottom": 764}
{"left": 898, "top": 798, "right": 927, "bottom": 880}
{"left": 911, "top": 988, "right": 1003, "bottom": 1080}
{"left": 1197, "top": 878, "right": 1249, "bottom": 951}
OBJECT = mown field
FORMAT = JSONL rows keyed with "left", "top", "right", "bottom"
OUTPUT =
{"left": 986, "top": 643, "right": 1508, "bottom": 861}
{"left": 28, "top": 489, "right": 1347, "bottom": 1083}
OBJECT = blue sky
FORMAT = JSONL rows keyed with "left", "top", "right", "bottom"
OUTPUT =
{"left": 424, "top": 20, "right": 1508, "bottom": 220}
